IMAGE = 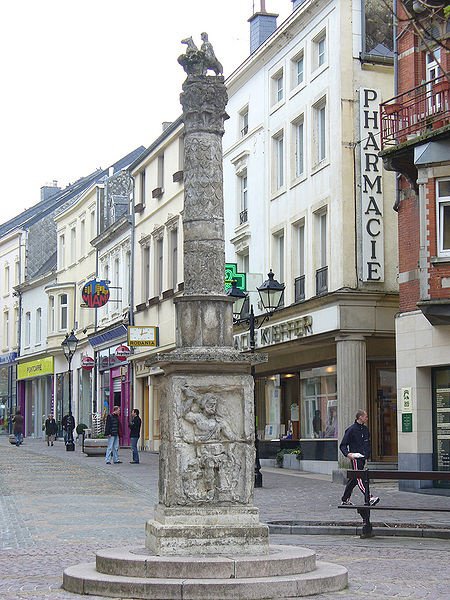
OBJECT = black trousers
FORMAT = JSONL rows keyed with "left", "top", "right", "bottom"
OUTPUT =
{"left": 342, "top": 457, "right": 367, "bottom": 501}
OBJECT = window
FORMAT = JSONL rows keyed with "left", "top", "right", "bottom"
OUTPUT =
{"left": 80, "top": 219, "right": 85, "bottom": 255}
{"left": 178, "top": 136, "right": 185, "bottom": 171}
{"left": 437, "top": 179, "right": 450, "bottom": 257}
{"left": 170, "top": 229, "right": 178, "bottom": 290}
{"left": 3, "top": 311, "right": 9, "bottom": 348}
{"left": 239, "top": 171, "right": 248, "bottom": 224}
{"left": 25, "top": 312, "right": 31, "bottom": 347}
{"left": 314, "top": 99, "right": 327, "bottom": 164}
{"left": 49, "top": 296, "right": 55, "bottom": 332}
{"left": 271, "top": 69, "right": 284, "bottom": 105}
{"left": 318, "top": 211, "right": 327, "bottom": 268}
{"left": 156, "top": 238, "right": 164, "bottom": 295}
{"left": 59, "top": 294, "right": 68, "bottom": 331}
{"left": 157, "top": 154, "right": 165, "bottom": 189}
{"left": 143, "top": 246, "right": 150, "bottom": 301}
{"left": 35, "top": 308, "right": 42, "bottom": 344}
{"left": 315, "top": 209, "right": 328, "bottom": 295}
{"left": 90, "top": 210, "right": 96, "bottom": 239}
{"left": 292, "top": 51, "right": 304, "bottom": 87}
{"left": 294, "top": 220, "right": 306, "bottom": 301}
{"left": 140, "top": 170, "right": 146, "bottom": 205}
{"left": 15, "top": 261, "right": 20, "bottom": 285}
{"left": 59, "top": 235, "right": 65, "bottom": 269}
{"left": 70, "top": 226, "right": 76, "bottom": 264}
{"left": 294, "top": 117, "right": 305, "bottom": 178}
{"left": 4, "top": 265, "right": 9, "bottom": 294}
{"left": 273, "top": 231, "right": 285, "bottom": 286}
{"left": 313, "top": 30, "right": 327, "bottom": 69}
{"left": 238, "top": 250, "right": 249, "bottom": 275}
{"left": 13, "top": 307, "right": 18, "bottom": 347}
{"left": 124, "top": 251, "right": 131, "bottom": 304}
{"left": 273, "top": 132, "right": 285, "bottom": 190}
{"left": 240, "top": 106, "right": 249, "bottom": 137}
{"left": 300, "top": 366, "right": 337, "bottom": 439}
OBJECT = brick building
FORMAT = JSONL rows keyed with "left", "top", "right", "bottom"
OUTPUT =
{"left": 380, "top": 1, "right": 450, "bottom": 489}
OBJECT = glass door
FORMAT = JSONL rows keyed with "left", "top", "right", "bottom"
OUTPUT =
{"left": 369, "top": 363, "right": 397, "bottom": 462}
{"left": 432, "top": 367, "right": 450, "bottom": 488}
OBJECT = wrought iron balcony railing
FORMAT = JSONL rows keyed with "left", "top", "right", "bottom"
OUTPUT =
{"left": 294, "top": 275, "right": 305, "bottom": 302}
{"left": 380, "top": 74, "right": 450, "bottom": 149}
{"left": 239, "top": 208, "right": 248, "bottom": 224}
{"left": 315, "top": 266, "right": 328, "bottom": 296}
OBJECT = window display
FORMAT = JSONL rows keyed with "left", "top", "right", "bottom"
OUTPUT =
{"left": 300, "top": 366, "right": 337, "bottom": 439}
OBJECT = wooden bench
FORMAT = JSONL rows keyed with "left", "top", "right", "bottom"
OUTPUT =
{"left": 338, "top": 470, "right": 450, "bottom": 538}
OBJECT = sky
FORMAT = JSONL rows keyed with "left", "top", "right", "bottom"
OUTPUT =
{"left": 0, "top": 0, "right": 291, "bottom": 224}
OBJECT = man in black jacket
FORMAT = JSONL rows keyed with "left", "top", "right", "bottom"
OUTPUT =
{"left": 129, "top": 408, "right": 142, "bottom": 464}
{"left": 339, "top": 409, "right": 379, "bottom": 506}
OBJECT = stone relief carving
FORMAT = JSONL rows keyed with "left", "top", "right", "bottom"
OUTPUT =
{"left": 175, "top": 384, "right": 251, "bottom": 505}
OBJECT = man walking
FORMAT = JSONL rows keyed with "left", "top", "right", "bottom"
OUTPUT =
{"left": 44, "top": 413, "right": 58, "bottom": 446}
{"left": 340, "top": 409, "right": 379, "bottom": 506}
{"left": 104, "top": 405, "right": 121, "bottom": 465}
{"left": 129, "top": 408, "right": 142, "bottom": 464}
{"left": 12, "top": 409, "right": 24, "bottom": 446}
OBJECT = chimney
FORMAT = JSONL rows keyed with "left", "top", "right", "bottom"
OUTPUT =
{"left": 292, "top": 0, "right": 307, "bottom": 9}
{"left": 248, "top": 1, "right": 278, "bottom": 54}
{"left": 40, "top": 181, "right": 61, "bottom": 201}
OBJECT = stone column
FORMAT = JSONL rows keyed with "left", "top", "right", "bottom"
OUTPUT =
{"left": 336, "top": 335, "right": 367, "bottom": 469}
{"left": 145, "top": 52, "right": 268, "bottom": 556}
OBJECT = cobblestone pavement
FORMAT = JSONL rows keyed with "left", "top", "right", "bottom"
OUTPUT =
{"left": 1, "top": 436, "right": 449, "bottom": 599}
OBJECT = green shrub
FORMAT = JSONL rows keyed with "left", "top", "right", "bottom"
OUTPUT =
{"left": 76, "top": 423, "right": 88, "bottom": 435}
{"left": 276, "top": 446, "right": 302, "bottom": 467}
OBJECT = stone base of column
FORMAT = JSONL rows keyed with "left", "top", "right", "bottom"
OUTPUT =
{"left": 146, "top": 505, "right": 269, "bottom": 555}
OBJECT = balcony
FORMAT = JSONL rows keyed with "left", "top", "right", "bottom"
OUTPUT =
{"left": 381, "top": 75, "right": 450, "bottom": 149}
{"left": 239, "top": 209, "right": 248, "bottom": 225}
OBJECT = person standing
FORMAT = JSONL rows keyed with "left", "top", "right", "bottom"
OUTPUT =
{"left": 12, "top": 410, "right": 24, "bottom": 446}
{"left": 129, "top": 408, "right": 142, "bottom": 464}
{"left": 104, "top": 405, "right": 121, "bottom": 465}
{"left": 44, "top": 413, "right": 58, "bottom": 446}
{"left": 62, "top": 413, "right": 75, "bottom": 445}
{"left": 340, "top": 409, "right": 379, "bottom": 506}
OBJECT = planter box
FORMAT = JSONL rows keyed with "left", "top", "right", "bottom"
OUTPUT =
{"left": 83, "top": 438, "right": 108, "bottom": 456}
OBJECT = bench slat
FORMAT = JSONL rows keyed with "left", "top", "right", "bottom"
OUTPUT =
{"left": 338, "top": 505, "right": 450, "bottom": 512}
{"left": 347, "top": 470, "right": 450, "bottom": 481}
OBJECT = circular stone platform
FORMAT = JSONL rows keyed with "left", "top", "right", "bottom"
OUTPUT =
{"left": 63, "top": 544, "right": 348, "bottom": 599}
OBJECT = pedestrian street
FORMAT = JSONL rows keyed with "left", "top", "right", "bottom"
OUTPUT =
{"left": 1, "top": 437, "right": 450, "bottom": 599}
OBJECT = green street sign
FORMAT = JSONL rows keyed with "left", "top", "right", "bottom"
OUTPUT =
{"left": 225, "top": 263, "right": 246, "bottom": 291}
{"left": 402, "top": 413, "right": 413, "bottom": 433}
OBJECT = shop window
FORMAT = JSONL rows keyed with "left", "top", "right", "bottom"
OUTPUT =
{"left": 437, "top": 179, "right": 450, "bottom": 257}
{"left": 300, "top": 366, "right": 337, "bottom": 439}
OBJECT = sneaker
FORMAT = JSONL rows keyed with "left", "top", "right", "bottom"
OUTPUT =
{"left": 105, "top": 462, "right": 111, "bottom": 465}
{"left": 369, "top": 496, "right": 380, "bottom": 506}
{"left": 114, "top": 461, "right": 122, "bottom": 464}
{"left": 341, "top": 499, "right": 353, "bottom": 506}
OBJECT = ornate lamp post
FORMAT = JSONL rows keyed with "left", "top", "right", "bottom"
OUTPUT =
{"left": 227, "top": 270, "right": 285, "bottom": 486}
{"left": 61, "top": 331, "right": 78, "bottom": 452}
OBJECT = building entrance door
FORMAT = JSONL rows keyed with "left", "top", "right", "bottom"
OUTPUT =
{"left": 369, "top": 362, "right": 397, "bottom": 462}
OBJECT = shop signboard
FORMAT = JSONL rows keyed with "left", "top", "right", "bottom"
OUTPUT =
{"left": 81, "top": 356, "right": 95, "bottom": 371}
{"left": 400, "top": 387, "right": 412, "bottom": 412}
{"left": 127, "top": 326, "right": 159, "bottom": 347}
{"left": 401, "top": 413, "right": 413, "bottom": 433}
{"left": 82, "top": 279, "right": 110, "bottom": 308}
{"left": 18, "top": 356, "right": 54, "bottom": 380}
{"left": 115, "top": 345, "right": 131, "bottom": 362}
{"left": 436, "top": 387, "right": 450, "bottom": 471}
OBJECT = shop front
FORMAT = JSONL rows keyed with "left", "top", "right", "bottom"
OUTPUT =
{"left": 0, "top": 352, "right": 17, "bottom": 434}
{"left": 235, "top": 293, "right": 398, "bottom": 474}
{"left": 89, "top": 325, "right": 131, "bottom": 446}
{"left": 17, "top": 356, "right": 54, "bottom": 438}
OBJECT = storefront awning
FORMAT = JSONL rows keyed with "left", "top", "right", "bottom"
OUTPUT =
{"left": 88, "top": 324, "right": 127, "bottom": 350}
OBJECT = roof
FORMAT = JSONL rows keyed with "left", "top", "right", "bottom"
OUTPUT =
{"left": 0, "top": 146, "right": 146, "bottom": 238}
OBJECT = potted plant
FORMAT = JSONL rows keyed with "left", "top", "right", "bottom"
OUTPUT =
{"left": 83, "top": 433, "right": 108, "bottom": 456}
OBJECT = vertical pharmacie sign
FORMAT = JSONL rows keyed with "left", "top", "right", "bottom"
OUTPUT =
{"left": 360, "top": 88, "right": 384, "bottom": 282}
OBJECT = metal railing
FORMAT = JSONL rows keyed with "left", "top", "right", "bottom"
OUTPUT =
{"left": 294, "top": 275, "right": 305, "bottom": 302}
{"left": 239, "top": 208, "right": 248, "bottom": 224}
{"left": 380, "top": 74, "right": 450, "bottom": 148}
{"left": 315, "top": 266, "right": 328, "bottom": 296}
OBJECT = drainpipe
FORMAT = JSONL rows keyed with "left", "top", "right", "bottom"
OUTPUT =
{"left": 393, "top": 0, "right": 402, "bottom": 212}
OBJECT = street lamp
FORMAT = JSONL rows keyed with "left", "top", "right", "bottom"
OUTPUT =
{"left": 61, "top": 330, "right": 78, "bottom": 452}
{"left": 227, "top": 270, "right": 285, "bottom": 487}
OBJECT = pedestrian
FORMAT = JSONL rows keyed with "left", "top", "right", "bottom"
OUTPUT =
{"left": 62, "top": 413, "right": 75, "bottom": 445}
{"left": 44, "top": 413, "right": 58, "bottom": 446}
{"left": 12, "top": 409, "right": 24, "bottom": 446}
{"left": 104, "top": 405, "right": 121, "bottom": 464}
{"left": 340, "top": 409, "right": 379, "bottom": 506}
{"left": 129, "top": 408, "right": 142, "bottom": 464}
